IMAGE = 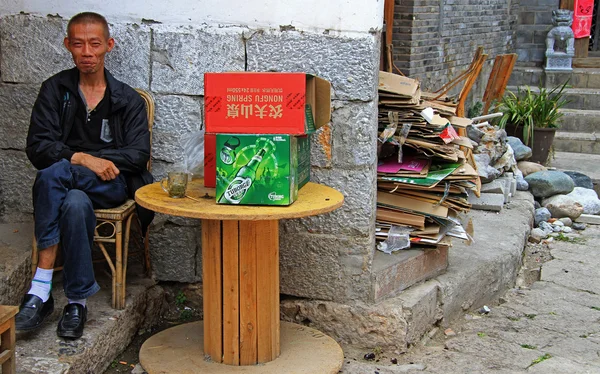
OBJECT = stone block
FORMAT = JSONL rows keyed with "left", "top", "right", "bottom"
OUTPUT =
{"left": 586, "top": 73, "right": 600, "bottom": 89}
{"left": 583, "top": 91, "right": 600, "bottom": 109}
{"left": 105, "top": 23, "right": 152, "bottom": 90}
{"left": 280, "top": 297, "right": 409, "bottom": 352}
{"left": 372, "top": 246, "right": 448, "bottom": 302}
{"left": 0, "top": 223, "right": 34, "bottom": 305}
{"left": 148, "top": 219, "right": 201, "bottom": 282}
{"left": 279, "top": 232, "right": 374, "bottom": 303}
{"left": 575, "top": 213, "right": 600, "bottom": 225}
{"left": 149, "top": 160, "right": 171, "bottom": 182}
{"left": 516, "top": 48, "right": 531, "bottom": 62}
{"left": 0, "top": 84, "right": 39, "bottom": 150}
{"left": 0, "top": 150, "right": 37, "bottom": 221}
{"left": 152, "top": 94, "right": 203, "bottom": 164}
{"left": 0, "top": 14, "right": 71, "bottom": 83}
{"left": 468, "top": 191, "right": 505, "bottom": 212}
{"left": 281, "top": 167, "right": 376, "bottom": 237}
{"left": 534, "top": 11, "right": 553, "bottom": 25}
{"left": 544, "top": 71, "right": 572, "bottom": 89}
{"left": 311, "top": 124, "right": 332, "bottom": 168}
{"left": 246, "top": 30, "right": 379, "bottom": 101}
{"left": 497, "top": 176, "right": 513, "bottom": 202}
{"left": 480, "top": 180, "right": 505, "bottom": 195}
{"left": 397, "top": 282, "right": 442, "bottom": 345}
{"left": 331, "top": 101, "right": 378, "bottom": 168}
{"left": 151, "top": 25, "right": 245, "bottom": 95}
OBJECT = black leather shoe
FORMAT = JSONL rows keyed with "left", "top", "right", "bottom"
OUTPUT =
{"left": 57, "top": 303, "right": 87, "bottom": 339}
{"left": 15, "top": 294, "right": 54, "bottom": 331}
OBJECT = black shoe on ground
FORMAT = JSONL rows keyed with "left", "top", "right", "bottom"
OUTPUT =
{"left": 57, "top": 303, "right": 87, "bottom": 339}
{"left": 15, "top": 294, "right": 55, "bottom": 331}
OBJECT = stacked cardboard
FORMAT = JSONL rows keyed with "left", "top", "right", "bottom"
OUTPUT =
{"left": 376, "top": 71, "right": 478, "bottom": 247}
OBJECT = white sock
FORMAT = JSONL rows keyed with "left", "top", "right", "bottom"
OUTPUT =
{"left": 68, "top": 299, "right": 86, "bottom": 308}
{"left": 28, "top": 267, "right": 53, "bottom": 302}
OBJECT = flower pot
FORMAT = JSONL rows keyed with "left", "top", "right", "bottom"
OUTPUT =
{"left": 504, "top": 124, "right": 556, "bottom": 165}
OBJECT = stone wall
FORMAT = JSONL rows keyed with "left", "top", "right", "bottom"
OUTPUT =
{"left": 0, "top": 14, "right": 379, "bottom": 303}
{"left": 392, "top": 0, "right": 520, "bottom": 100}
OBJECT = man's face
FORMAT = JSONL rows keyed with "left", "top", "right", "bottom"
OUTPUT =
{"left": 64, "top": 22, "right": 114, "bottom": 75}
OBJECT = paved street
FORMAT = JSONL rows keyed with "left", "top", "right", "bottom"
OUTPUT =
{"left": 342, "top": 225, "right": 600, "bottom": 373}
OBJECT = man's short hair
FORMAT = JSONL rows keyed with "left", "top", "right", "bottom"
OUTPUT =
{"left": 67, "top": 12, "right": 110, "bottom": 40}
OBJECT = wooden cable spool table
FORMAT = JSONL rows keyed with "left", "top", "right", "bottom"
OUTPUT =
{"left": 136, "top": 179, "right": 344, "bottom": 373}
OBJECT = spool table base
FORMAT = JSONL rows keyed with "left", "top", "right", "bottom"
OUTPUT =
{"left": 139, "top": 321, "right": 344, "bottom": 374}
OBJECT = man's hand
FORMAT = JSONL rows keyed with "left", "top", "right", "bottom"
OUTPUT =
{"left": 71, "top": 152, "right": 120, "bottom": 181}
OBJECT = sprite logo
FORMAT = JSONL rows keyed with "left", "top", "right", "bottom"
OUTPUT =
{"left": 268, "top": 192, "right": 284, "bottom": 201}
{"left": 223, "top": 177, "right": 252, "bottom": 204}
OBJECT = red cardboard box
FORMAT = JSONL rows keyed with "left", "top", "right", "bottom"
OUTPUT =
{"left": 204, "top": 72, "right": 331, "bottom": 135}
{"left": 204, "top": 133, "right": 216, "bottom": 187}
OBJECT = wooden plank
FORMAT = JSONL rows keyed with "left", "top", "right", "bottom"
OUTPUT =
{"left": 0, "top": 306, "right": 18, "bottom": 325}
{"left": 272, "top": 221, "right": 280, "bottom": 358}
{"left": 222, "top": 220, "right": 240, "bottom": 365}
{"left": 202, "top": 219, "right": 223, "bottom": 363}
{"left": 573, "top": 57, "right": 600, "bottom": 68}
{"left": 560, "top": 0, "right": 574, "bottom": 9}
{"left": 457, "top": 51, "right": 487, "bottom": 118}
{"left": 256, "top": 220, "right": 280, "bottom": 363}
{"left": 239, "top": 221, "right": 258, "bottom": 365}
{"left": 482, "top": 54, "right": 517, "bottom": 115}
{"left": 575, "top": 37, "right": 590, "bottom": 58}
{"left": 0, "top": 317, "right": 15, "bottom": 374}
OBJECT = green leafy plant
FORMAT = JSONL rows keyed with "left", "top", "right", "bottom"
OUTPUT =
{"left": 175, "top": 290, "right": 187, "bottom": 307}
{"left": 529, "top": 353, "right": 552, "bottom": 367}
{"left": 496, "top": 81, "right": 569, "bottom": 146}
{"left": 180, "top": 308, "right": 193, "bottom": 321}
{"left": 521, "top": 344, "right": 537, "bottom": 350}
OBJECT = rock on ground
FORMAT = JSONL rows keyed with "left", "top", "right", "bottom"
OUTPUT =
{"left": 562, "top": 171, "right": 594, "bottom": 190}
{"left": 534, "top": 207, "right": 551, "bottom": 227}
{"left": 518, "top": 161, "right": 547, "bottom": 177}
{"left": 507, "top": 136, "right": 532, "bottom": 161}
{"left": 541, "top": 194, "right": 584, "bottom": 220}
{"left": 525, "top": 171, "right": 575, "bottom": 199}
{"left": 566, "top": 187, "right": 600, "bottom": 215}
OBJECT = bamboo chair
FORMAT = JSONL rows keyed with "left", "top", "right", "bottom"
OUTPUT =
{"left": 31, "top": 88, "right": 154, "bottom": 310}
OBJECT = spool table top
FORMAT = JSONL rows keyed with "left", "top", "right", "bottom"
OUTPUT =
{"left": 135, "top": 179, "right": 344, "bottom": 220}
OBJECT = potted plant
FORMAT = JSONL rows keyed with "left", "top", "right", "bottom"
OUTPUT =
{"left": 496, "top": 81, "right": 569, "bottom": 164}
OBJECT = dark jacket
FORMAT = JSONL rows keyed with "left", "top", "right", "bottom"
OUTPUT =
{"left": 26, "top": 67, "right": 154, "bottom": 232}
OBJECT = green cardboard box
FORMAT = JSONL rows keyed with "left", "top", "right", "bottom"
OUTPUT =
{"left": 216, "top": 134, "right": 310, "bottom": 206}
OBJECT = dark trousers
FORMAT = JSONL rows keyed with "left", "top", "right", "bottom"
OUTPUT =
{"left": 33, "top": 159, "right": 128, "bottom": 299}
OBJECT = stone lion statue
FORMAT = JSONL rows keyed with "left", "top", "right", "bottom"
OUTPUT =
{"left": 546, "top": 9, "right": 575, "bottom": 56}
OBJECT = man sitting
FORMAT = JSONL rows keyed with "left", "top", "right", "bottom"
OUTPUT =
{"left": 16, "top": 12, "right": 153, "bottom": 339}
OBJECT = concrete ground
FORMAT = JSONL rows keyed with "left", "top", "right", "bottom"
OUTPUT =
{"left": 341, "top": 216, "right": 600, "bottom": 373}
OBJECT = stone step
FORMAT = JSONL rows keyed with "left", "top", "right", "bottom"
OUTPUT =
{"left": 0, "top": 222, "right": 34, "bottom": 306}
{"left": 508, "top": 66, "right": 544, "bottom": 87}
{"left": 509, "top": 66, "right": 600, "bottom": 89}
{"left": 559, "top": 109, "right": 600, "bottom": 133}
{"left": 372, "top": 245, "right": 448, "bottom": 303}
{"left": 545, "top": 68, "right": 600, "bottom": 89}
{"left": 553, "top": 131, "right": 600, "bottom": 154}
{"left": 506, "top": 86, "right": 600, "bottom": 110}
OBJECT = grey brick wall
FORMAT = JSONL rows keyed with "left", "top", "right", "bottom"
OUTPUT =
{"left": 514, "top": 0, "right": 559, "bottom": 65}
{"left": 392, "top": 0, "right": 520, "bottom": 95}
